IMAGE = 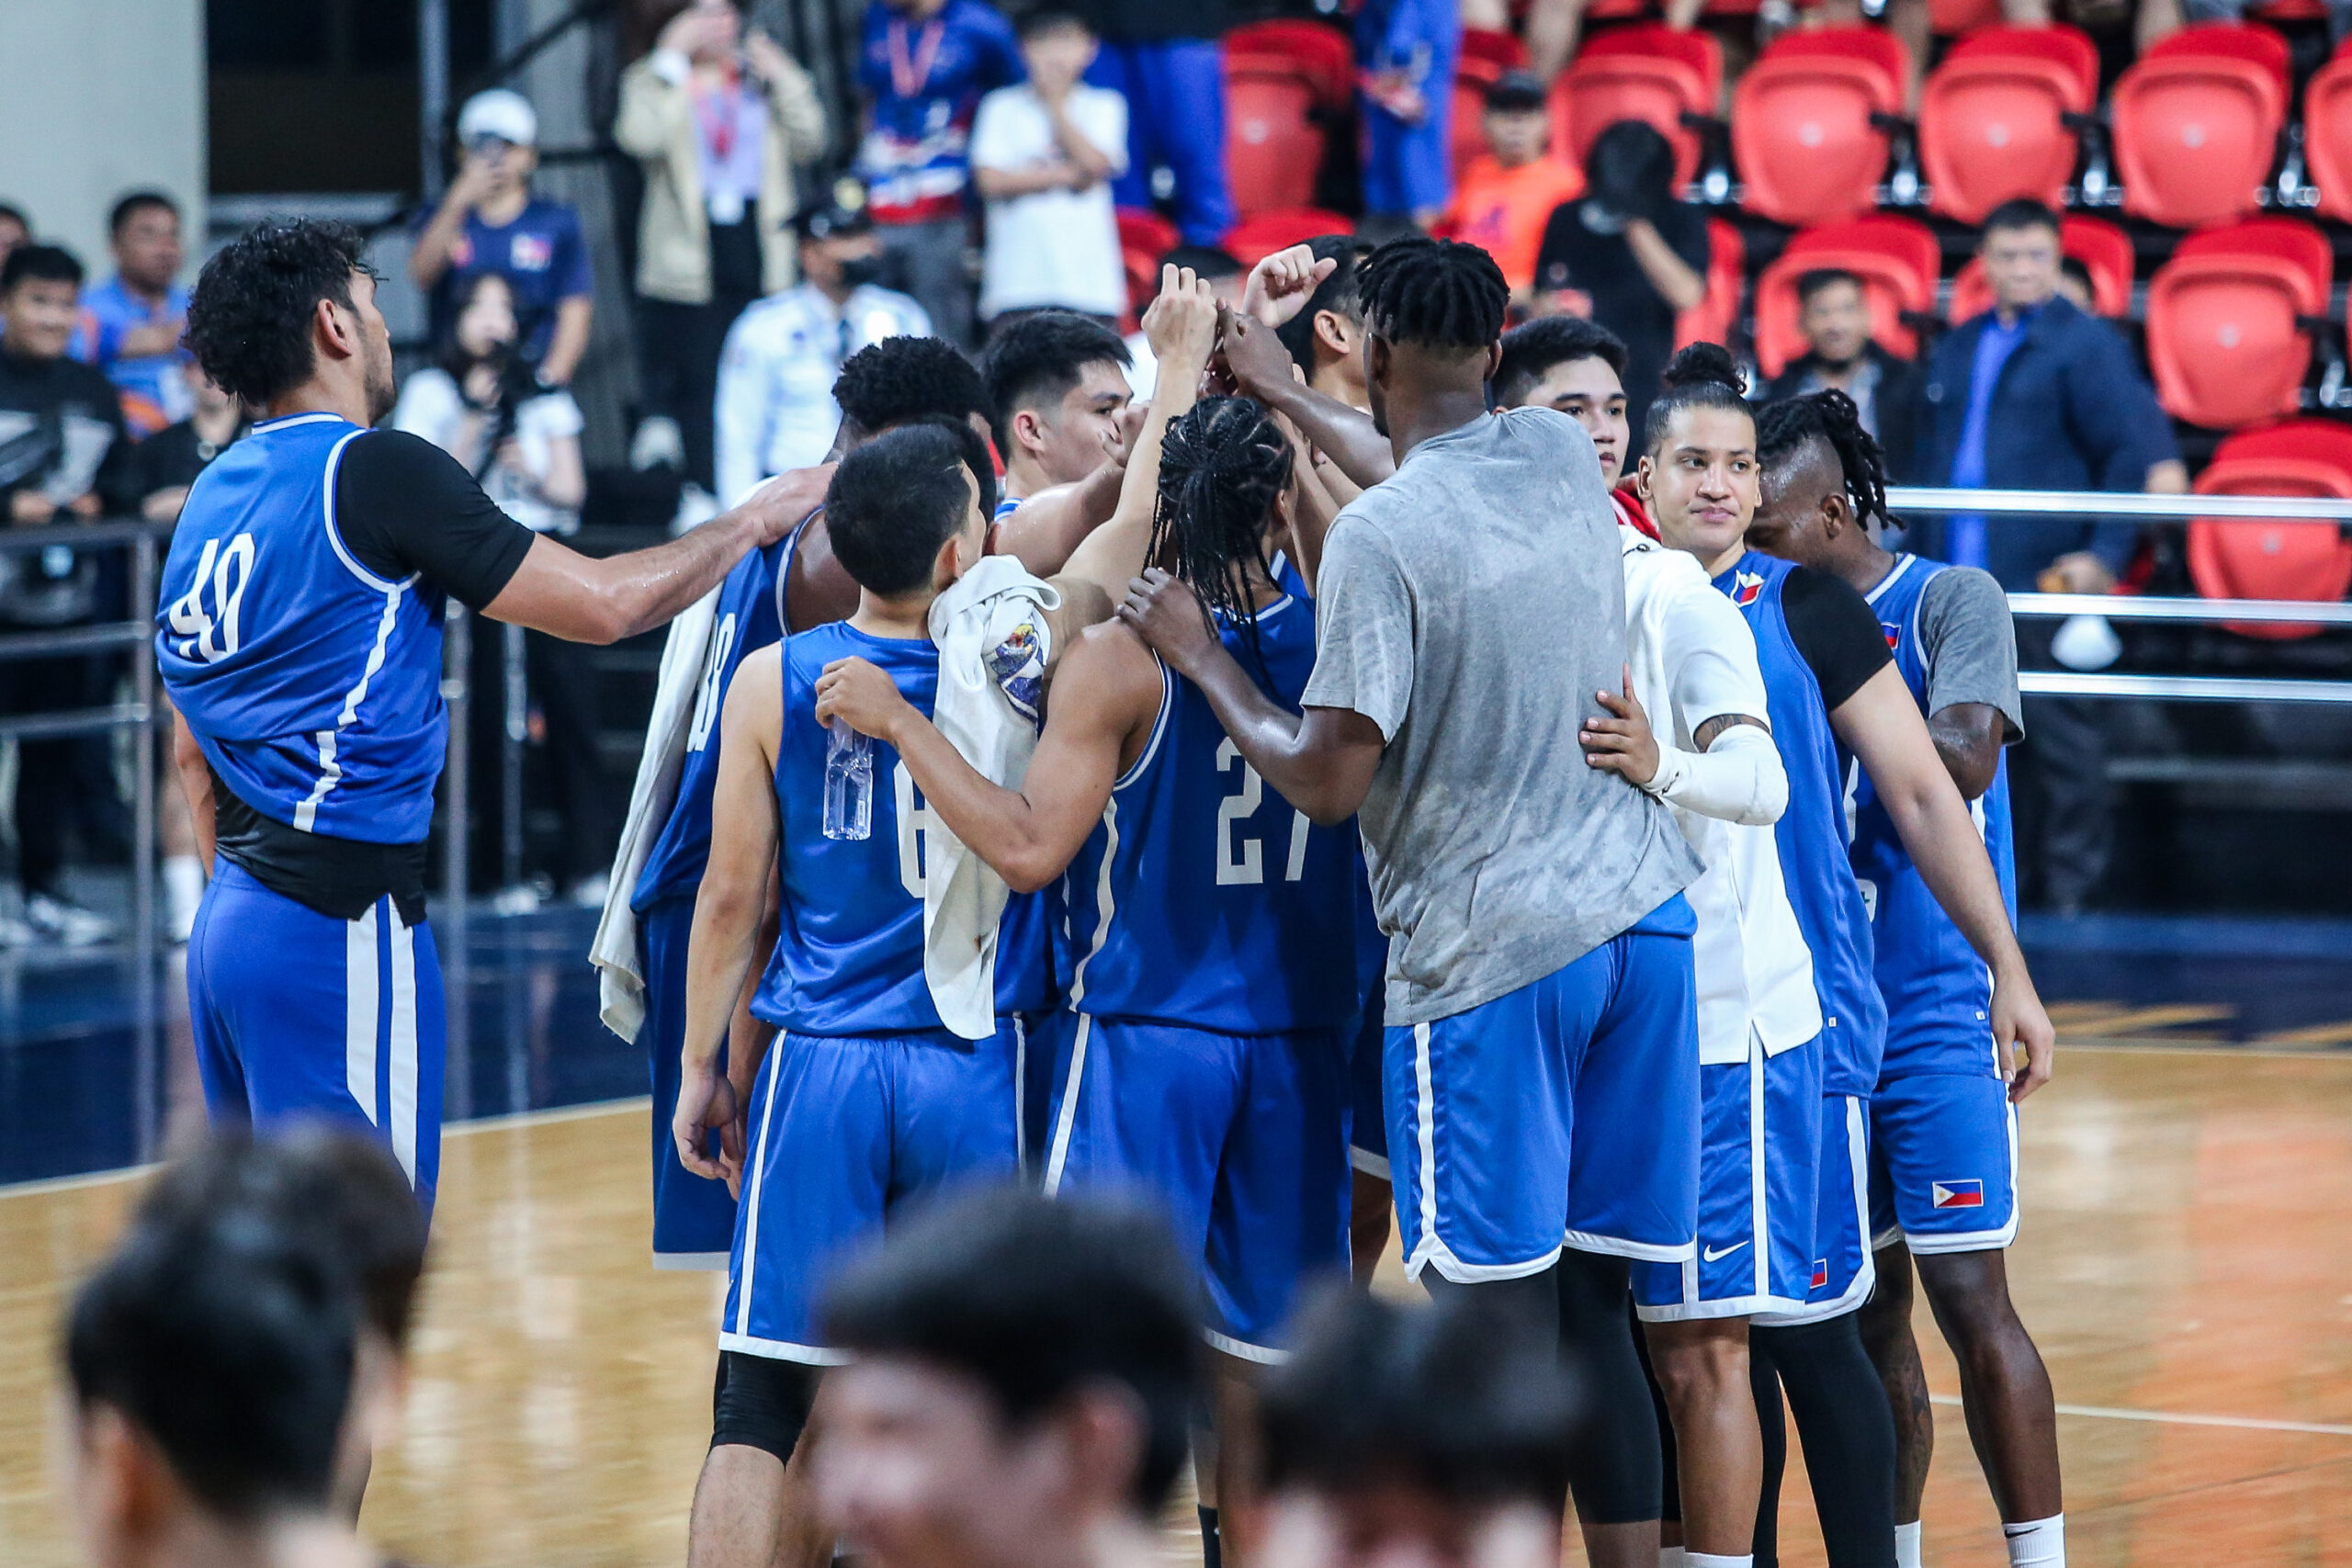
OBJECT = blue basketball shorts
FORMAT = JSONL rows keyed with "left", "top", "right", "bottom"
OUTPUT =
{"left": 1388, "top": 897, "right": 1701, "bottom": 1283}
{"left": 721, "top": 1019, "right": 1028, "bottom": 1364}
{"left": 1040, "top": 1012, "right": 1351, "bottom": 1362}
{"left": 1349, "top": 990, "right": 1389, "bottom": 1179}
{"left": 1868, "top": 1071, "right": 2020, "bottom": 1255}
{"left": 639, "top": 895, "right": 741, "bottom": 1269}
{"left": 188, "top": 860, "right": 446, "bottom": 1220}
{"left": 1634, "top": 1034, "right": 1824, "bottom": 1321}
{"left": 1754, "top": 1093, "right": 1875, "bottom": 1327}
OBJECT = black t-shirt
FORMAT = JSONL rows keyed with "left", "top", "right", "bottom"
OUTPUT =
{"left": 138, "top": 416, "right": 248, "bottom": 500}
{"left": 207, "top": 429, "right": 537, "bottom": 920}
{"left": 1533, "top": 199, "right": 1711, "bottom": 436}
{"left": 1780, "top": 564, "right": 1893, "bottom": 710}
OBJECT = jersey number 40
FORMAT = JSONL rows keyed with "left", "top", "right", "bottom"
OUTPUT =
{"left": 1216, "top": 738, "right": 1313, "bottom": 886}
{"left": 164, "top": 533, "right": 257, "bottom": 665}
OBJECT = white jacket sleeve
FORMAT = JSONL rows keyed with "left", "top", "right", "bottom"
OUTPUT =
{"left": 1642, "top": 584, "right": 1787, "bottom": 826}
{"left": 1644, "top": 722, "right": 1787, "bottom": 826}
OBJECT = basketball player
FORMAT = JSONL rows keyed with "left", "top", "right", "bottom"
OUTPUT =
{"left": 1637, "top": 347, "right": 2052, "bottom": 1568}
{"left": 1123, "top": 237, "right": 1704, "bottom": 1568}
{"left": 673, "top": 422, "right": 1046, "bottom": 1568}
{"left": 633, "top": 336, "right": 996, "bottom": 1275}
{"left": 1749, "top": 393, "right": 2064, "bottom": 1568}
{"left": 818, "top": 393, "right": 1361, "bottom": 1566}
{"left": 981, "top": 310, "right": 1135, "bottom": 565}
{"left": 1492, "top": 316, "right": 1656, "bottom": 535}
{"left": 158, "top": 219, "right": 808, "bottom": 1220}
{"left": 814, "top": 1188, "right": 1199, "bottom": 1568}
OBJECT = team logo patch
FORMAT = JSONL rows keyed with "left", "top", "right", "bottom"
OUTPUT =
{"left": 1809, "top": 1258, "right": 1829, "bottom": 1289}
{"left": 987, "top": 619, "right": 1047, "bottom": 726}
{"left": 509, "top": 232, "right": 554, "bottom": 271}
{"left": 1880, "top": 621, "right": 1902, "bottom": 650}
{"left": 1931, "top": 1179, "right": 1985, "bottom": 1209}
{"left": 1733, "top": 570, "right": 1765, "bottom": 607}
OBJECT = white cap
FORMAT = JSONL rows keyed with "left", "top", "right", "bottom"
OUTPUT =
{"left": 457, "top": 88, "right": 537, "bottom": 149}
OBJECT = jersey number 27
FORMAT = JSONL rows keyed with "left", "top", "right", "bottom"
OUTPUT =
{"left": 164, "top": 533, "right": 257, "bottom": 664}
{"left": 1216, "top": 738, "right": 1312, "bottom": 886}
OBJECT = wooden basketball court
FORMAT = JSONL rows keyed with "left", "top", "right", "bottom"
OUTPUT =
{"left": 4, "top": 1045, "right": 2346, "bottom": 1567}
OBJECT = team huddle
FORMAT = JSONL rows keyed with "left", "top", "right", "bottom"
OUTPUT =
{"left": 157, "top": 219, "right": 2064, "bottom": 1568}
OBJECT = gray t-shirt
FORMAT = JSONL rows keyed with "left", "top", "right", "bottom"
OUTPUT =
{"left": 1910, "top": 563, "right": 2025, "bottom": 743}
{"left": 1303, "top": 407, "right": 1702, "bottom": 1025}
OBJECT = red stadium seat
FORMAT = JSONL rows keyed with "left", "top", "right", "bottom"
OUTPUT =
{"left": 1948, "top": 214, "right": 2134, "bottom": 320}
{"left": 1224, "top": 20, "right": 1355, "bottom": 112}
{"left": 1225, "top": 55, "right": 1329, "bottom": 216}
{"left": 2110, "top": 23, "right": 2288, "bottom": 229}
{"left": 2144, "top": 218, "right": 2329, "bottom": 428}
{"left": 1224, "top": 208, "right": 1355, "bottom": 267}
{"left": 1116, "top": 209, "right": 1180, "bottom": 331}
{"left": 1930, "top": 0, "right": 2007, "bottom": 35}
{"left": 2302, "top": 41, "right": 2352, "bottom": 222}
{"left": 2188, "top": 420, "right": 2352, "bottom": 637}
{"left": 1677, "top": 219, "right": 1747, "bottom": 349}
{"left": 1919, "top": 27, "right": 2098, "bottom": 223}
{"left": 1731, "top": 27, "right": 1908, "bottom": 226}
{"left": 1752, "top": 216, "right": 1939, "bottom": 378}
{"left": 1552, "top": 27, "right": 1724, "bottom": 188}
{"left": 1460, "top": 27, "right": 1530, "bottom": 72}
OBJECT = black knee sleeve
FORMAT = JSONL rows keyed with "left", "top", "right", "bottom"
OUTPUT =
{"left": 1754, "top": 1315, "right": 1896, "bottom": 1568}
{"left": 711, "top": 1350, "right": 819, "bottom": 1464}
{"left": 1556, "top": 1251, "right": 1662, "bottom": 1526}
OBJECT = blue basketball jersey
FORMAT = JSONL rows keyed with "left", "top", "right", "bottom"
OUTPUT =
{"left": 1714, "top": 552, "right": 1885, "bottom": 1096}
{"left": 752, "top": 622, "right": 1052, "bottom": 1034}
{"left": 1061, "top": 590, "right": 1360, "bottom": 1033}
{"left": 158, "top": 415, "right": 447, "bottom": 844}
{"left": 1849, "top": 554, "right": 2018, "bottom": 1081}
{"left": 631, "top": 515, "right": 808, "bottom": 911}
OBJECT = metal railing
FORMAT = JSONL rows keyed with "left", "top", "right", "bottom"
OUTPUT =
{"left": 1885, "top": 485, "right": 2352, "bottom": 707}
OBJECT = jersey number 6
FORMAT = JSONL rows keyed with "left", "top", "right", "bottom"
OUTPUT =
{"left": 1216, "top": 738, "right": 1311, "bottom": 886}
{"left": 165, "top": 533, "right": 257, "bottom": 665}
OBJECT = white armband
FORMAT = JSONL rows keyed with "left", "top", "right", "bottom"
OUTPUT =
{"left": 1639, "top": 720, "right": 1786, "bottom": 827}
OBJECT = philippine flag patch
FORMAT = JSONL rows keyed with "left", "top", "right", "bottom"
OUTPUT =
{"left": 1931, "top": 1179, "right": 1985, "bottom": 1209}
{"left": 1733, "top": 570, "right": 1765, "bottom": 607}
{"left": 1809, "top": 1258, "right": 1829, "bottom": 1290}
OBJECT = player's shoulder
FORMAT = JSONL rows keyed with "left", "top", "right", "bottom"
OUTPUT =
{"left": 1059, "top": 618, "right": 1166, "bottom": 712}
{"left": 1916, "top": 560, "right": 2007, "bottom": 616}
{"left": 339, "top": 425, "right": 471, "bottom": 490}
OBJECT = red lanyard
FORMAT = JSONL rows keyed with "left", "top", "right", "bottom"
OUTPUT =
{"left": 695, "top": 67, "right": 742, "bottom": 161}
{"left": 888, "top": 18, "right": 944, "bottom": 100}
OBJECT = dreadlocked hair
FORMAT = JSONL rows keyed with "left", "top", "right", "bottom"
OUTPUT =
{"left": 1643, "top": 341, "right": 1753, "bottom": 455}
{"left": 1755, "top": 389, "right": 1890, "bottom": 530}
{"left": 1150, "top": 396, "right": 1295, "bottom": 680}
{"left": 1354, "top": 236, "right": 1509, "bottom": 352}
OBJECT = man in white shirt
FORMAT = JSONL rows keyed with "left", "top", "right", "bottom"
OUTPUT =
{"left": 713, "top": 196, "right": 930, "bottom": 503}
{"left": 970, "top": 11, "right": 1128, "bottom": 326}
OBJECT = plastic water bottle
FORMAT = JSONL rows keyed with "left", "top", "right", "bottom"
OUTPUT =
{"left": 823, "top": 717, "right": 874, "bottom": 840}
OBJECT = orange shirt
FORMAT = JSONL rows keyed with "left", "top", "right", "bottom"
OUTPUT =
{"left": 1440, "top": 154, "right": 1585, "bottom": 291}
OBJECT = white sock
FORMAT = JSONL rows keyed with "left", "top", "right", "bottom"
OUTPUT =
{"left": 2004, "top": 1514, "right": 2064, "bottom": 1568}
{"left": 1895, "top": 1519, "right": 1924, "bottom": 1568}
{"left": 163, "top": 855, "right": 205, "bottom": 940}
{"left": 1658, "top": 1551, "right": 1688, "bottom": 1568}
{"left": 1684, "top": 1555, "right": 1752, "bottom": 1568}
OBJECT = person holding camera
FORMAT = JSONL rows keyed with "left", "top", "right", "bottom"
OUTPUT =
{"left": 392, "top": 271, "right": 611, "bottom": 907}
{"left": 1532, "top": 118, "right": 1711, "bottom": 438}
{"left": 409, "top": 89, "right": 597, "bottom": 389}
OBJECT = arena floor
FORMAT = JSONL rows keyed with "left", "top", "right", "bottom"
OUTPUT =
{"left": 2, "top": 910, "right": 2348, "bottom": 1567}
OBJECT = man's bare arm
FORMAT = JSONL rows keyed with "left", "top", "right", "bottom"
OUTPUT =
{"left": 989, "top": 462, "right": 1125, "bottom": 577}
{"left": 1928, "top": 701, "right": 2005, "bottom": 802}
{"left": 1221, "top": 313, "right": 1396, "bottom": 489}
{"left": 172, "top": 710, "right": 215, "bottom": 874}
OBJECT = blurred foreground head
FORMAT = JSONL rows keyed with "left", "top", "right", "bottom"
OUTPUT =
{"left": 816, "top": 1186, "right": 1202, "bottom": 1568}
{"left": 1256, "top": 1291, "right": 1579, "bottom": 1568}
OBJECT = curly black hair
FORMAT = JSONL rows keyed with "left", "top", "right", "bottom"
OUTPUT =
{"left": 1150, "top": 396, "right": 1295, "bottom": 678}
{"left": 979, "top": 312, "right": 1132, "bottom": 454}
{"left": 1355, "top": 236, "right": 1509, "bottom": 353}
{"left": 832, "top": 335, "right": 989, "bottom": 444}
{"left": 1493, "top": 316, "right": 1628, "bottom": 408}
{"left": 1643, "top": 341, "right": 1752, "bottom": 455}
{"left": 1756, "top": 389, "right": 1891, "bottom": 530}
{"left": 184, "top": 219, "right": 374, "bottom": 406}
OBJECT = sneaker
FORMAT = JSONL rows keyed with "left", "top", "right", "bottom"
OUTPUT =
{"left": 25, "top": 892, "right": 118, "bottom": 947}
{"left": 568, "top": 872, "right": 610, "bottom": 909}
{"left": 629, "top": 415, "right": 684, "bottom": 472}
{"left": 0, "top": 910, "right": 36, "bottom": 949}
{"left": 488, "top": 882, "right": 545, "bottom": 917}
{"left": 669, "top": 483, "right": 722, "bottom": 536}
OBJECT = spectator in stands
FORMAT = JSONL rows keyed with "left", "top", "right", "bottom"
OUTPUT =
{"left": 714, "top": 196, "right": 931, "bottom": 504}
{"left": 1256, "top": 1290, "right": 1579, "bottom": 1568}
{"left": 856, "top": 0, "right": 1023, "bottom": 349}
{"left": 1919, "top": 197, "right": 2187, "bottom": 916}
{"left": 2057, "top": 254, "right": 2097, "bottom": 315}
{"left": 971, "top": 10, "right": 1128, "bottom": 332}
{"left": 1533, "top": 118, "right": 1708, "bottom": 439}
{"left": 1271, "top": 235, "right": 1374, "bottom": 409}
{"left": 618, "top": 0, "right": 829, "bottom": 501}
{"left": 137, "top": 367, "right": 247, "bottom": 525}
{"left": 74, "top": 192, "right": 192, "bottom": 439}
{"left": 1438, "top": 72, "right": 1583, "bottom": 301}
{"left": 1356, "top": 0, "right": 1461, "bottom": 234}
{"left": 410, "top": 90, "right": 595, "bottom": 389}
{"left": 1069, "top": 0, "right": 1235, "bottom": 249}
{"left": 393, "top": 272, "right": 609, "bottom": 906}
{"left": 0, "top": 243, "right": 138, "bottom": 948}
{"left": 1123, "top": 243, "right": 1239, "bottom": 398}
{"left": 1762, "top": 267, "right": 1922, "bottom": 483}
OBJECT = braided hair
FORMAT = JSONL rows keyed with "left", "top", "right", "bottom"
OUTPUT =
{"left": 1755, "top": 389, "right": 1891, "bottom": 530}
{"left": 1643, "top": 342, "right": 1753, "bottom": 454}
{"left": 1354, "top": 236, "right": 1509, "bottom": 352}
{"left": 1150, "top": 396, "right": 1295, "bottom": 678}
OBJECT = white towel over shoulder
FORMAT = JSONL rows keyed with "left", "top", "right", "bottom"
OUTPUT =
{"left": 922, "top": 557, "right": 1060, "bottom": 1039}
